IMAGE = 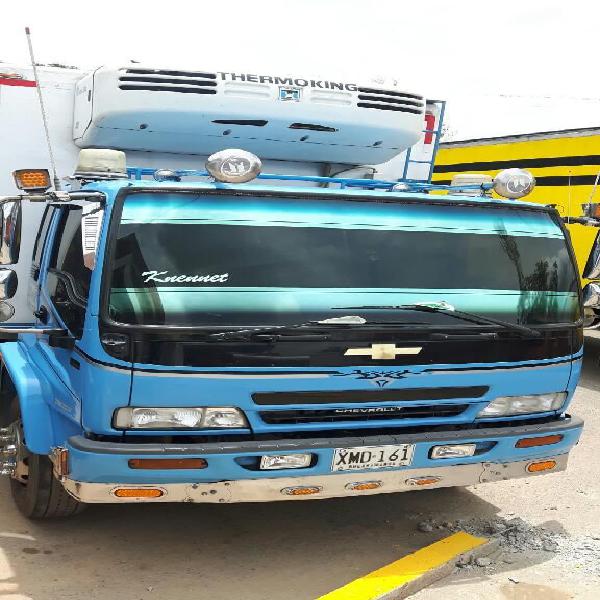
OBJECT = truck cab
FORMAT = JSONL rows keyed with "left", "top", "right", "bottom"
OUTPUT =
{"left": 0, "top": 150, "right": 585, "bottom": 517}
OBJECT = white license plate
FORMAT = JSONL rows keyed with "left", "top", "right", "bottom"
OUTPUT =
{"left": 331, "top": 444, "right": 415, "bottom": 472}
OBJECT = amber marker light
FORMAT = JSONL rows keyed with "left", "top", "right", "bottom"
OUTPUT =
{"left": 128, "top": 458, "right": 207, "bottom": 470}
{"left": 280, "top": 486, "right": 322, "bottom": 496}
{"left": 113, "top": 488, "right": 164, "bottom": 498}
{"left": 405, "top": 476, "right": 442, "bottom": 486}
{"left": 516, "top": 435, "right": 563, "bottom": 448}
{"left": 527, "top": 460, "right": 557, "bottom": 473}
{"left": 345, "top": 481, "right": 383, "bottom": 491}
{"left": 12, "top": 169, "right": 51, "bottom": 192}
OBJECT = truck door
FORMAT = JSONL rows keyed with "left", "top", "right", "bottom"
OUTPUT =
{"left": 35, "top": 206, "right": 90, "bottom": 419}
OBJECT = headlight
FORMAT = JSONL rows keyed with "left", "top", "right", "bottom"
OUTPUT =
{"left": 476, "top": 392, "right": 567, "bottom": 418}
{"left": 113, "top": 407, "right": 248, "bottom": 429}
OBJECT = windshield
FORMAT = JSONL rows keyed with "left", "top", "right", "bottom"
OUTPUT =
{"left": 106, "top": 192, "right": 580, "bottom": 327}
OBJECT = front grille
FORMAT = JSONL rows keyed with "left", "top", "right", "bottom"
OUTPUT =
{"left": 356, "top": 87, "right": 425, "bottom": 114}
{"left": 252, "top": 387, "right": 488, "bottom": 405}
{"left": 118, "top": 68, "right": 218, "bottom": 95}
{"left": 259, "top": 404, "right": 469, "bottom": 425}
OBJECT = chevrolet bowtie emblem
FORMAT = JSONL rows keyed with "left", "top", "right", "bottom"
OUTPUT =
{"left": 344, "top": 344, "right": 423, "bottom": 360}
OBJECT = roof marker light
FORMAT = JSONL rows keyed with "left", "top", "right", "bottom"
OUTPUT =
{"left": 205, "top": 149, "right": 262, "bottom": 183}
{"left": 73, "top": 149, "right": 127, "bottom": 180}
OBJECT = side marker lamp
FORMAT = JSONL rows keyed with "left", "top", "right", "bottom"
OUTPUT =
{"left": 345, "top": 481, "right": 382, "bottom": 491}
{"left": 281, "top": 486, "right": 322, "bottom": 496}
{"left": 128, "top": 458, "right": 207, "bottom": 470}
{"left": 113, "top": 488, "right": 165, "bottom": 498}
{"left": 405, "top": 476, "right": 441, "bottom": 486}
{"left": 516, "top": 435, "right": 563, "bottom": 449}
{"left": 527, "top": 460, "right": 557, "bottom": 473}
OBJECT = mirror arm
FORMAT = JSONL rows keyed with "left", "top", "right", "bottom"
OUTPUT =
{"left": 0, "top": 326, "right": 68, "bottom": 341}
{"left": 0, "top": 327, "right": 67, "bottom": 335}
{"left": 0, "top": 191, "right": 105, "bottom": 205}
{"left": 564, "top": 216, "right": 600, "bottom": 226}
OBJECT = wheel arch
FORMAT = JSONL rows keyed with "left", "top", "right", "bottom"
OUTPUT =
{"left": 0, "top": 342, "right": 55, "bottom": 454}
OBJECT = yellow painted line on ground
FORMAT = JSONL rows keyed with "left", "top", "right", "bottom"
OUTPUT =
{"left": 316, "top": 532, "right": 488, "bottom": 600}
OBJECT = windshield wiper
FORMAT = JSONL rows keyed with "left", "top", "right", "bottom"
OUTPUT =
{"left": 208, "top": 315, "right": 368, "bottom": 341}
{"left": 332, "top": 304, "right": 541, "bottom": 338}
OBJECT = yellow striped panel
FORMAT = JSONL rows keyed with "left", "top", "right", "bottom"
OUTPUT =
{"left": 432, "top": 134, "right": 600, "bottom": 280}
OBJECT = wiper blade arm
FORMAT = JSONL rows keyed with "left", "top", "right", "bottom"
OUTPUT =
{"left": 332, "top": 304, "right": 541, "bottom": 338}
{"left": 208, "top": 315, "right": 366, "bottom": 341}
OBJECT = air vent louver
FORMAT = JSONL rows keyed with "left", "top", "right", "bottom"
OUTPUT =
{"left": 356, "top": 87, "right": 425, "bottom": 114}
{"left": 118, "top": 69, "right": 218, "bottom": 95}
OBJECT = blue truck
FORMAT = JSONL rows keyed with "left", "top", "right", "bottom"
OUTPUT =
{"left": 0, "top": 147, "right": 585, "bottom": 518}
{"left": 0, "top": 64, "right": 585, "bottom": 518}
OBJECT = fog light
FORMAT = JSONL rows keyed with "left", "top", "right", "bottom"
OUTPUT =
{"left": 430, "top": 444, "right": 476, "bottom": 459}
{"left": 260, "top": 454, "right": 311, "bottom": 470}
{"left": 527, "top": 460, "right": 557, "bottom": 473}
{"left": 477, "top": 392, "right": 567, "bottom": 418}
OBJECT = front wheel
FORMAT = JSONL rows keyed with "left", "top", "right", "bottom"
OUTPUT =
{"left": 2, "top": 393, "right": 84, "bottom": 519}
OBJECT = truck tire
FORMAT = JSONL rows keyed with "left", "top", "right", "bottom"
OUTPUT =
{"left": 1, "top": 386, "right": 84, "bottom": 519}
{"left": 10, "top": 452, "right": 84, "bottom": 519}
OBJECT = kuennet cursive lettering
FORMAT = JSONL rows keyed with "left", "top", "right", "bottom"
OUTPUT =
{"left": 142, "top": 271, "right": 229, "bottom": 284}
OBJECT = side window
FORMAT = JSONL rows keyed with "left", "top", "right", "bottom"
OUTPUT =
{"left": 31, "top": 206, "right": 56, "bottom": 281}
{"left": 47, "top": 208, "right": 91, "bottom": 337}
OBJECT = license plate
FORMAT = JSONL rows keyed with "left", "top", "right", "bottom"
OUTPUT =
{"left": 331, "top": 444, "right": 415, "bottom": 472}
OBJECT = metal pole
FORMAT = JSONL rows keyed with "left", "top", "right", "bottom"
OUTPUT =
{"left": 24, "top": 27, "right": 61, "bottom": 191}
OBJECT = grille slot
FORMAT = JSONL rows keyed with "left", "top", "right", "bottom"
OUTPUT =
{"left": 118, "top": 69, "right": 218, "bottom": 94}
{"left": 260, "top": 404, "right": 469, "bottom": 425}
{"left": 357, "top": 102, "right": 422, "bottom": 114}
{"left": 357, "top": 87, "right": 423, "bottom": 100}
{"left": 289, "top": 123, "right": 338, "bottom": 132}
{"left": 124, "top": 68, "right": 217, "bottom": 79}
{"left": 357, "top": 94, "right": 423, "bottom": 108}
{"left": 356, "top": 87, "right": 425, "bottom": 114}
{"left": 252, "top": 387, "right": 488, "bottom": 406}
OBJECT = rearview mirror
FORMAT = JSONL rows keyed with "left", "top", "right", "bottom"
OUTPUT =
{"left": 0, "top": 269, "right": 17, "bottom": 300}
{"left": 0, "top": 201, "right": 21, "bottom": 265}
{"left": 583, "top": 230, "right": 600, "bottom": 279}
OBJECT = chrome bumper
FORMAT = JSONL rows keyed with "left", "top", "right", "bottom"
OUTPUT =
{"left": 61, "top": 453, "right": 569, "bottom": 504}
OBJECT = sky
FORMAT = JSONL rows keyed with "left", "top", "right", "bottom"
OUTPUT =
{"left": 1, "top": 0, "right": 598, "bottom": 140}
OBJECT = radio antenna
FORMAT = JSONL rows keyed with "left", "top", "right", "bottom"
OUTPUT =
{"left": 25, "top": 27, "right": 61, "bottom": 191}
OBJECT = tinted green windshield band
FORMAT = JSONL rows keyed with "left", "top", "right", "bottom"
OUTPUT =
{"left": 110, "top": 288, "right": 579, "bottom": 325}
{"left": 111, "top": 223, "right": 576, "bottom": 291}
{"left": 120, "top": 194, "right": 564, "bottom": 238}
